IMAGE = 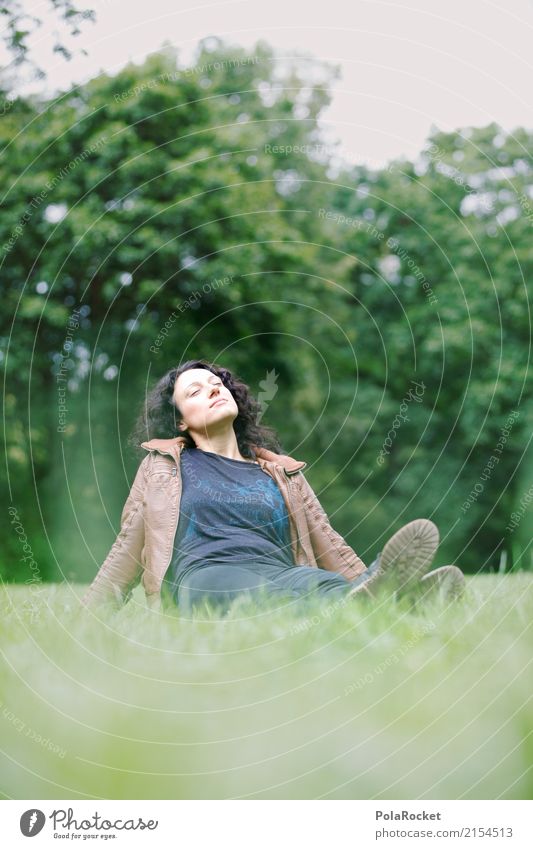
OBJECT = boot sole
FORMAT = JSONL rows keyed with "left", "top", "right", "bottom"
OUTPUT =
{"left": 418, "top": 565, "right": 465, "bottom": 601}
{"left": 378, "top": 518, "right": 439, "bottom": 592}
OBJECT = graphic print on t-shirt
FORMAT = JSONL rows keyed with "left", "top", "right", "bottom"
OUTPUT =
{"left": 166, "top": 448, "right": 294, "bottom": 596}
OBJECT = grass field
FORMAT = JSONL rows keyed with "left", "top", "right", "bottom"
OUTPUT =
{"left": 1, "top": 575, "right": 532, "bottom": 800}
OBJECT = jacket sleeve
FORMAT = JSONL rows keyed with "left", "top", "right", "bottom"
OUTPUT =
{"left": 296, "top": 473, "right": 367, "bottom": 579}
{"left": 81, "top": 455, "right": 150, "bottom": 608}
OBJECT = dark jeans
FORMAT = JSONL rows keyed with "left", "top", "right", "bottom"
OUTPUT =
{"left": 175, "top": 558, "right": 379, "bottom": 615}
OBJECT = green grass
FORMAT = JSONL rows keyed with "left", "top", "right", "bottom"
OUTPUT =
{"left": 1, "top": 575, "right": 532, "bottom": 799}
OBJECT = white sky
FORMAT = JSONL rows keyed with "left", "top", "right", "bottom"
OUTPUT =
{"left": 7, "top": 0, "right": 533, "bottom": 167}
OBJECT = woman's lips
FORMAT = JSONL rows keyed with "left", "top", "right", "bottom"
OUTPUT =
{"left": 210, "top": 398, "right": 227, "bottom": 408}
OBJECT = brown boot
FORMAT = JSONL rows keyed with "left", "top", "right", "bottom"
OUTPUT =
{"left": 347, "top": 518, "right": 439, "bottom": 598}
{"left": 417, "top": 565, "right": 466, "bottom": 602}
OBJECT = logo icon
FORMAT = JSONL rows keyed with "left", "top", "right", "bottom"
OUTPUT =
{"left": 20, "top": 810, "right": 46, "bottom": 837}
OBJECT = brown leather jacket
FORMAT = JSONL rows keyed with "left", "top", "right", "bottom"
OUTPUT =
{"left": 81, "top": 437, "right": 367, "bottom": 610}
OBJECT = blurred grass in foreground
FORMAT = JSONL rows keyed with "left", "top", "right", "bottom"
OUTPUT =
{"left": 0, "top": 576, "right": 532, "bottom": 799}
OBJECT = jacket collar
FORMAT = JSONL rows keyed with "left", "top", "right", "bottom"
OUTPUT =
{"left": 140, "top": 436, "right": 306, "bottom": 474}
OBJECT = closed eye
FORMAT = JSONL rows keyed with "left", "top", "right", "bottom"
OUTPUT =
{"left": 189, "top": 381, "right": 222, "bottom": 397}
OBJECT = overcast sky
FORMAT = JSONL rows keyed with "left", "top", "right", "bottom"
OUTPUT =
{"left": 9, "top": 0, "right": 533, "bottom": 167}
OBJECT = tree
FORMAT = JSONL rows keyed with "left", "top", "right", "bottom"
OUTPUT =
{"left": 1, "top": 40, "right": 531, "bottom": 581}
{"left": 1, "top": 40, "right": 351, "bottom": 580}
{"left": 0, "top": 0, "right": 95, "bottom": 80}
{"left": 327, "top": 125, "right": 532, "bottom": 569}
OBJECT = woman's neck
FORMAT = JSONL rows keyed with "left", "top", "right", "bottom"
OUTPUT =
{"left": 189, "top": 430, "right": 251, "bottom": 462}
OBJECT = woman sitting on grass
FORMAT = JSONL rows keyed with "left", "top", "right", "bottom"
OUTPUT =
{"left": 82, "top": 359, "right": 465, "bottom": 615}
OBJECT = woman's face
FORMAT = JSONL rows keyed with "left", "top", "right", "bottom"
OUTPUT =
{"left": 173, "top": 368, "right": 238, "bottom": 435}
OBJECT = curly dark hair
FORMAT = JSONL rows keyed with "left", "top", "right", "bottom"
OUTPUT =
{"left": 128, "top": 359, "right": 283, "bottom": 459}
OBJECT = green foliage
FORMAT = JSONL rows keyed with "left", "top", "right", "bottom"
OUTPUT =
{"left": 1, "top": 42, "right": 531, "bottom": 580}
{"left": 0, "top": 0, "right": 95, "bottom": 83}
{"left": 326, "top": 125, "right": 533, "bottom": 568}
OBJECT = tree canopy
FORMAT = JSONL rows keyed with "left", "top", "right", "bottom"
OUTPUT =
{"left": 1, "top": 39, "right": 531, "bottom": 582}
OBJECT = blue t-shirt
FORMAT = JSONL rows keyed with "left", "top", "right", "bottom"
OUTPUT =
{"left": 165, "top": 448, "right": 294, "bottom": 595}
